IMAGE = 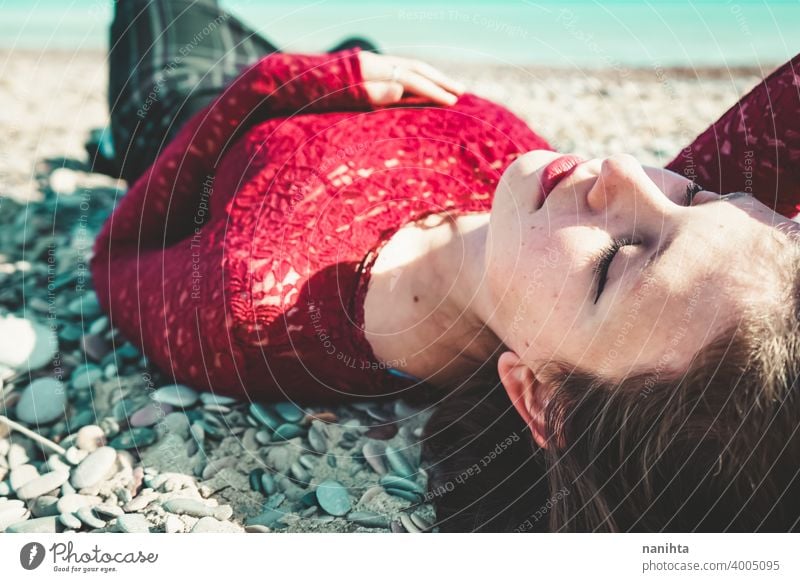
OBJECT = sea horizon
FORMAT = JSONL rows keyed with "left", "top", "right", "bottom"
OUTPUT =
{"left": 1, "top": 0, "right": 798, "bottom": 68}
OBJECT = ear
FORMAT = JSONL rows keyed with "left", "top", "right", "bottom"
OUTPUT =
{"left": 498, "top": 350, "right": 552, "bottom": 449}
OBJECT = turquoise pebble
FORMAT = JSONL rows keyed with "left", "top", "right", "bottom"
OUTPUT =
{"left": 384, "top": 487, "right": 422, "bottom": 503}
{"left": 273, "top": 423, "right": 304, "bottom": 441}
{"left": 260, "top": 473, "right": 277, "bottom": 495}
{"left": 70, "top": 364, "right": 103, "bottom": 390}
{"left": 379, "top": 474, "right": 424, "bottom": 494}
{"left": 249, "top": 468, "right": 265, "bottom": 493}
{"left": 315, "top": 480, "right": 351, "bottom": 517}
{"left": 88, "top": 316, "right": 108, "bottom": 335}
{"left": 152, "top": 384, "right": 198, "bottom": 408}
{"left": 109, "top": 428, "right": 156, "bottom": 450}
{"left": 249, "top": 403, "right": 281, "bottom": 431}
{"left": 116, "top": 343, "right": 140, "bottom": 360}
{"left": 299, "top": 491, "right": 318, "bottom": 508}
{"left": 385, "top": 445, "right": 416, "bottom": 480}
{"left": 347, "top": 511, "right": 390, "bottom": 529}
{"left": 200, "top": 393, "right": 237, "bottom": 406}
{"left": 273, "top": 402, "right": 304, "bottom": 423}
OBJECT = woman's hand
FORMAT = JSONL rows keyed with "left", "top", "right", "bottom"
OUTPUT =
{"left": 357, "top": 52, "right": 465, "bottom": 107}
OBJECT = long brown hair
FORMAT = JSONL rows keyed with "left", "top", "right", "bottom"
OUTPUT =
{"left": 423, "top": 233, "right": 800, "bottom": 532}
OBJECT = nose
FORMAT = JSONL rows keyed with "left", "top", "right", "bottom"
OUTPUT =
{"left": 585, "top": 153, "right": 671, "bottom": 215}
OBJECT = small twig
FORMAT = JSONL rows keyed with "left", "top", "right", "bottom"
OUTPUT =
{"left": 0, "top": 415, "right": 66, "bottom": 455}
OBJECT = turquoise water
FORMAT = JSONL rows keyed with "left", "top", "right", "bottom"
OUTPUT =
{"left": 1, "top": 0, "right": 798, "bottom": 67}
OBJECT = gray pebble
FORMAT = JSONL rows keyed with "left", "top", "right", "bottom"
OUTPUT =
{"left": 9, "top": 464, "right": 39, "bottom": 491}
{"left": 5, "top": 515, "right": 58, "bottom": 533}
{"left": 30, "top": 495, "right": 60, "bottom": 517}
{"left": 71, "top": 446, "right": 117, "bottom": 489}
{"left": 59, "top": 512, "right": 83, "bottom": 529}
{"left": 162, "top": 498, "right": 232, "bottom": 520}
{"left": 115, "top": 513, "right": 151, "bottom": 533}
{"left": 191, "top": 516, "right": 240, "bottom": 533}
{"left": 7, "top": 443, "right": 29, "bottom": 467}
{"left": 347, "top": 510, "right": 390, "bottom": 529}
{"left": 57, "top": 493, "right": 100, "bottom": 514}
{"left": 93, "top": 504, "right": 124, "bottom": 519}
{"left": 16, "top": 470, "right": 70, "bottom": 500}
{"left": 76, "top": 506, "right": 106, "bottom": 529}
{"left": 0, "top": 505, "right": 30, "bottom": 532}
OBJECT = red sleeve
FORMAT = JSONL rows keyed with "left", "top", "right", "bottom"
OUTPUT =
{"left": 88, "top": 49, "right": 371, "bottom": 392}
{"left": 665, "top": 53, "right": 800, "bottom": 219}
{"left": 91, "top": 48, "right": 371, "bottom": 255}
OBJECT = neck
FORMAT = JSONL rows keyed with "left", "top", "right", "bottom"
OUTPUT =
{"left": 422, "top": 211, "right": 505, "bottom": 383}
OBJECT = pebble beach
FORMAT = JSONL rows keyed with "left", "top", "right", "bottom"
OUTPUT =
{"left": 0, "top": 49, "right": 772, "bottom": 534}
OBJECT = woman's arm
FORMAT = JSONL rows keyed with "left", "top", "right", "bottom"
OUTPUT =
{"left": 666, "top": 53, "right": 800, "bottom": 219}
{"left": 92, "top": 48, "right": 372, "bottom": 255}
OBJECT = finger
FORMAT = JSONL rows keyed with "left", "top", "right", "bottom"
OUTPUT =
{"left": 405, "top": 60, "right": 466, "bottom": 95}
{"left": 364, "top": 80, "right": 404, "bottom": 106}
{"left": 398, "top": 69, "right": 458, "bottom": 106}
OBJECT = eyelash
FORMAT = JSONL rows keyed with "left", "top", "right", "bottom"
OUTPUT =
{"left": 592, "top": 236, "right": 635, "bottom": 304}
{"left": 683, "top": 182, "right": 703, "bottom": 206}
{"left": 592, "top": 183, "right": 704, "bottom": 304}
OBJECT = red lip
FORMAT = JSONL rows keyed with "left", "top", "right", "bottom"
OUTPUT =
{"left": 540, "top": 155, "right": 585, "bottom": 200}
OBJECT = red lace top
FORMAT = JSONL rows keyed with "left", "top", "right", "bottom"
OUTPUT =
{"left": 90, "top": 49, "right": 800, "bottom": 404}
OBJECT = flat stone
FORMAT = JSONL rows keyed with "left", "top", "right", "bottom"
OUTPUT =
{"left": 162, "top": 497, "right": 231, "bottom": 520}
{"left": 57, "top": 493, "right": 100, "bottom": 514}
{"left": 5, "top": 515, "right": 58, "bottom": 533}
{"left": 249, "top": 403, "right": 281, "bottom": 430}
{"left": 93, "top": 504, "right": 124, "bottom": 519}
{"left": 59, "top": 512, "right": 83, "bottom": 529}
{"left": 71, "top": 446, "right": 117, "bottom": 489}
{"left": 80, "top": 333, "right": 111, "bottom": 361}
{"left": 30, "top": 495, "right": 60, "bottom": 517}
{"left": 70, "top": 364, "right": 104, "bottom": 390}
{"left": 76, "top": 506, "right": 106, "bottom": 529}
{"left": 0, "top": 314, "right": 58, "bottom": 371}
{"left": 315, "top": 480, "right": 352, "bottom": 517}
{"left": 362, "top": 442, "right": 388, "bottom": 475}
{"left": 152, "top": 384, "right": 198, "bottom": 408}
{"left": 385, "top": 445, "right": 416, "bottom": 480}
{"left": 115, "top": 513, "right": 151, "bottom": 533}
{"left": 273, "top": 402, "right": 304, "bottom": 423}
{"left": 7, "top": 443, "right": 29, "bottom": 467}
{"left": 16, "top": 470, "right": 70, "bottom": 500}
{"left": 0, "top": 505, "right": 30, "bottom": 532}
{"left": 191, "top": 516, "right": 241, "bottom": 533}
{"left": 199, "top": 393, "right": 237, "bottom": 406}
{"left": 130, "top": 402, "right": 172, "bottom": 427}
{"left": 273, "top": 423, "right": 304, "bottom": 441}
{"left": 15, "top": 377, "right": 67, "bottom": 424}
{"left": 109, "top": 427, "right": 156, "bottom": 450}
{"left": 9, "top": 464, "right": 39, "bottom": 491}
{"left": 347, "top": 510, "right": 390, "bottom": 529}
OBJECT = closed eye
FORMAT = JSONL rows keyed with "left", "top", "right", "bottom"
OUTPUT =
{"left": 592, "top": 237, "right": 636, "bottom": 304}
{"left": 683, "top": 182, "right": 703, "bottom": 206}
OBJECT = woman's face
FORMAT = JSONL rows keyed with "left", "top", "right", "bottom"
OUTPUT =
{"left": 486, "top": 150, "right": 798, "bottom": 383}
